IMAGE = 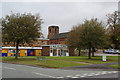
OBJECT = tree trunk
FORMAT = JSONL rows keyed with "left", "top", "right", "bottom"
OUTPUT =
{"left": 88, "top": 47, "right": 91, "bottom": 59}
{"left": 15, "top": 40, "right": 19, "bottom": 59}
{"left": 14, "top": 41, "right": 15, "bottom": 47}
{"left": 92, "top": 48, "right": 95, "bottom": 57}
{"left": 78, "top": 49, "right": 81, "bottom": 56}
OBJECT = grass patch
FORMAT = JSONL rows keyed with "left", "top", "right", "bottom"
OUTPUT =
{"left": 2, "top": 56, "right": 87, "bottom": 68}
{"left": 2, "top": 56, "right": 119, "bottom": 68}
{"left": 0, "top": 57, "right": 2, "bottom": 61}
{"left": 46, "top": 56, "right": 119, "bottom": 64}
{"left": 109, "top": 64, "right": 120, "bottom": 68}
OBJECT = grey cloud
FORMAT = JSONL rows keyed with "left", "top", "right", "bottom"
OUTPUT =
{"left": 2, "top": 2, "right": 118, "bottom": 38}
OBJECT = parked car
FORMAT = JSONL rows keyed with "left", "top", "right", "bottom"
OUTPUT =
{"left": 117, "top": 50, "right": 120, "bottom": 55}
{"left": 103, "top": 49, "right": 120, "bottom": 54}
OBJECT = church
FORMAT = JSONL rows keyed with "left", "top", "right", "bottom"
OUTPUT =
{"left": 48, "top": 26, "right": 68, "bottom": 45}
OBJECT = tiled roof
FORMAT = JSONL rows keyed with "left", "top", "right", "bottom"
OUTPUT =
{"left": 50, "top": 32, "right": 69, "bottom": 40}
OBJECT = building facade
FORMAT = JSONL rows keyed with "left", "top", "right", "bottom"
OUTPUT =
{"left": 2, "top": 25, "right": 75, "bottom": 56}
{"left": 47, "top": 26, "right": 59, "bottom": 39}
{"left": 47, "top": 26, "right": 68, "bottom": 45}
{"left": 47, "top": 25, "right": 74, "bottom": 56}
{"left": 2, "top": 38, "right": 49, "bottom": 47}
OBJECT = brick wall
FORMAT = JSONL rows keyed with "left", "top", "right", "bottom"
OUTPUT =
{"left": 42, "top": 46, "right": 50, "bottom": 56}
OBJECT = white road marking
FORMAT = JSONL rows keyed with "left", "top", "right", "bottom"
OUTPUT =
{"left": 83, "top": 73, "right": 88, "bottom": 75}
{"left": 94, "top": 73, "right": 102, "bottom": 76}
{"left": 66, "top": 75, "right": 72, "bottom": 77}
{"left": 102, "top": 71, "right": 107, "bottom": 73}
{"left": 71, "top": 76, "right": 79, "bottom": 78}
{"left": 75, "top": 75, "right": 81, "bottom": 76}
{"left": 101, "top": 72, "right": 107, "bottom": 74}
{"left": 107, "top": 71, "right": 114, "bottom": 74}
{"left": 87, "top": 74, "right": 94, "bottom": 76}
{"left": 32, "top": 72, "right": 55, "bottom": 78}
{"left": 4, "top": 67, "right": 16, "bottom": 70}
{"left": 32, "top": 71, "right": 118, "bottom": 79}
{"left": 56, "top": 77, "right": 64, "bottom": 78}
{"left": 66, "top": 71, "right": 118, "bottom": 78}
{"left": 80, "top": 76, "right": 86, "bottom": 77}
{"left": 111, "top": 71, "right": 118, "bottom": 73}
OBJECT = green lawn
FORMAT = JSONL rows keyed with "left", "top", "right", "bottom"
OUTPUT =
{"left": 109, "top": 64, "right": 120, "bottom": 68}
{"left": 2, "top": 56, "right": 87, "bottom": 68}
{"left": 0, "top": 57, "right": 2, "bottom": 61}
{"left": 47, "top": 56, "right": 119, "bottom": 64}
{"left": 2, "top": 56, "right": 119, "bottom": 68}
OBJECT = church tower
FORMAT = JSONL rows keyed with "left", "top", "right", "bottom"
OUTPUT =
{"left": 48, "top": 26, "right": 59, "bottom": 39}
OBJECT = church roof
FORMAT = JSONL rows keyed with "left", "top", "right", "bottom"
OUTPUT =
{"left": 50, "top": 32, "right": 69, "bottom": 40}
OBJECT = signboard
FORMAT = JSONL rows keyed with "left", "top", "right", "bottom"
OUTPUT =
{"left": 102, "top": 55, "right": 106, "bottom": 61}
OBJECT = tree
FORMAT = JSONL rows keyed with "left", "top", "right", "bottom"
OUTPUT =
{"left": 0, "top": 19, "right": 2, "bottom": 47}
{"left": 67, "top": 25, "right": 82, "bottom": 56}
{"left": 2, "top": 13, "right": 43, "bottom": 59}
{"left": 107, "top": 11, "right": 120, "bottom": 49}
{"left": 79, "top": 18, "right": 107, "bottom": 59}
{"left": 67, "top": 18, "right": 107, "bottom": 59}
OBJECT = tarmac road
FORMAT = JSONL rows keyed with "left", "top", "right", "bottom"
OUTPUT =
{"left": 1, "top": 62, "right": 119, "bottom": 79}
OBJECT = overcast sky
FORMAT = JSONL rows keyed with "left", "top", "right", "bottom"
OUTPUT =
{"left": 1, "top": 1, "right": 119, "bottom": 38}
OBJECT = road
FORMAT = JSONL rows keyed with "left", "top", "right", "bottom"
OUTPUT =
{"left": 1, "top": 63, "right": 119, "bottom": 78}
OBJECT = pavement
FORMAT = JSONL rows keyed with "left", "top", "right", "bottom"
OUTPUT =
{"left": 1, "top": 62, "right": 119, "bottom": 78}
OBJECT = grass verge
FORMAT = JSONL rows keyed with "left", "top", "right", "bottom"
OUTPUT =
{"left": 46, "top": 56, "right": 119, "bottom": 64}
{"left": 2, "top": 56, "right": 87, "bottom": 68}
{"left": 2, "top": 56, "right": 119, "bottom": 68}
{"left": 109, "top": 64, "right": 120, "bottom": 68}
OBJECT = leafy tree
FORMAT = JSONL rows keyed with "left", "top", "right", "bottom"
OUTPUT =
{"left": 107, "top": 11, "right": 120, "bottom": 49}
{"left": 67, "top": 25, "right": 83, "bottom": 56}
{"left": 67, "top": 18, "right": 107, "bottom": 59}
{"left": 2, "top": 13, "right": 43, "bottom": 59}
{"left": 0, "top": 19, "right": 2, "bottom": 47}
{"left": 80, "top": 18, "right": 107, "bottom": 59}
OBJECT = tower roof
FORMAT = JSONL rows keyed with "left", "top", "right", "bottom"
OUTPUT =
{"left": 48, "top": 26, "right": 59, "bottom": 28}
{"left": 50, "top": 32, "right": 69, "bottom": 40}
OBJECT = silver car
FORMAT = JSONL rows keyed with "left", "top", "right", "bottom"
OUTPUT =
{"left": 103, "top": 49, "right": 120, "bottom": 54}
